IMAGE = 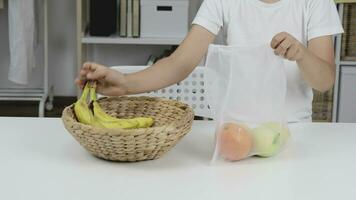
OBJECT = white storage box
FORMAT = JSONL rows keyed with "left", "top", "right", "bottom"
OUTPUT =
{"left": 338, "top": 66, "right": 356, "bottom": 123}
{"left": 141, "top": 0, "right": 189, "bottom": 38}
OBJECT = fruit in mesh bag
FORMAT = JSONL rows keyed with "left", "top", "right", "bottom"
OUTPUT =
{"left": 218, "top": 122, "right": 253, "bottom": 161}
{"left": 74, "top": 82, "right": 154, "bottom": 129}
{"left": 251, "top": 122, "right": 290, "bottom": 157}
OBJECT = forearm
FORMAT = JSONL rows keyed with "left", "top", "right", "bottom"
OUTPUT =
{"left": 271, "top": 34, "right": 335, "bottom": 92}
{"left": 124, "top": 56, "right": 195, "bottom": 95}
{"left": 297, "top": 47, "right": 335, "bottom": 92}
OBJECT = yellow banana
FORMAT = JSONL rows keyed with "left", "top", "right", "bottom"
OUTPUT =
{"left": 89, "top": 83, "right": 136, "bottom": 127}
{"left": 74, "top": 83, "right": 94, "bottom": 125}
{"left": 135, "top": 117, "right": 154, "bottom": 128}
{"left": 93, "top": 101, "right": 140, "bottom": 129}
{"left": 92, "top": 101, "right": 151, "bottom": 129}
{"left": 89, "top": 82, "right": 154, "bottom": 129}
{"left": 73, "top": 83, "right": 103, "bottom": 128}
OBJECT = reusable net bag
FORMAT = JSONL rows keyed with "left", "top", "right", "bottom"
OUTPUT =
{"left": 205, "top": 44, "right": 291, "bottom": 162}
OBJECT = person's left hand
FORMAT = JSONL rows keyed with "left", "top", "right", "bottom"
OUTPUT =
{"left": 270, "top": 32, "right": 307, "bottom": 61}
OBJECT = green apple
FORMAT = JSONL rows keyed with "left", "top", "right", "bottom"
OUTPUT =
{"left": 251, "top": 122, "right": 290, "bottom": 157}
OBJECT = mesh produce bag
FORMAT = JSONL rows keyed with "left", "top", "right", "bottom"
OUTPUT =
{"left": 205, "top": 44, "right": 291, "bottom": 162}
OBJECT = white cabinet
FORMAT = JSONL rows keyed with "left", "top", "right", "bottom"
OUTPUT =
{"left": 338, "top": 66, "right": 356, "bottom": 123}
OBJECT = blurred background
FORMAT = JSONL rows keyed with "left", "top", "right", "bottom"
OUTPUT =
{"left": 0, "top": 0, "right": 355, "bottom": 123}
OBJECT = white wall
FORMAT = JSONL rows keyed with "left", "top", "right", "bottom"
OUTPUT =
{"left": 0, "top": 0, "right": 202, "bottom": 96}
{"left": 48, "top": 0, "right": 77, "bottom": 96}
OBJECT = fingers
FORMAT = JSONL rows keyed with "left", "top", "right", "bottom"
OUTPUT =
{"left": 82, "top": 62, "right": 101, "bottom": 71}
{"left": 75, "top": 68, "right": 88, "bottom": 89}
{"left": 285, "top": 44, "right": 298, "bottom": 61}
{"left": 274, "top": 38, "right": 292, "bottom": 57}
{"left": 75, "top": 62, "right": 126, "bottom": 96}
{"left": 74, "top": 78, "right": 86, "bottom": 89}
{"left": 84, "top": 62, "right": 108, "bottom": 80}
{"left": 75, "top": 62, "right": 109, "bottom": 88}
{"left": 271, "top": 32, "right": 305, "bottom": 61}
{"left": 87, "top": 67, "right": 108, "bottom": 80}
{"left": 271, "top": 32, "right": 288, "bottom": 49}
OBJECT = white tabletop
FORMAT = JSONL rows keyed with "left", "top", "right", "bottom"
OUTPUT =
{"left": 0, "top": 117, "right": 356, "bottom": 200}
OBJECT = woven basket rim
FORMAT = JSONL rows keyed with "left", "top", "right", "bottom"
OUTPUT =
{"left": 62, "top": 96, "right": 194, "bottom": 135}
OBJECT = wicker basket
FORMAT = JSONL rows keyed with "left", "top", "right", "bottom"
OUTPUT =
{"left": 312, "top": 89, "right": 334, "bottom": 122}
{"left": 341, "top": 4, "right": 356, "bottom": 61}
{"left": 62, "top": 96, "right": 194, "bottom": 162}
{"left": 312, "top": 101, "right": 333, "bottom": 122}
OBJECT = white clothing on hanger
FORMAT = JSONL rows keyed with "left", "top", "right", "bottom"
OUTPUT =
{"left": 8, "top": 0, "right": 36, "bottom": 85}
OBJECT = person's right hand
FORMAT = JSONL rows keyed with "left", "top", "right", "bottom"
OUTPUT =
{"left": 75, "top": 62, "right": 128, "bottom": 96}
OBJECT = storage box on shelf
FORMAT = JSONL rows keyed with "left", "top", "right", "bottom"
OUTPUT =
{"left": 338, "top": 66, "right": 356, "bottom": 123}
{"left": 141, "top": 0, "right": 189, "bottom": 38}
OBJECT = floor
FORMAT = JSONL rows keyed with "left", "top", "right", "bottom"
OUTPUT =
{"left": 0, "top": 97, "right": 76, "bottom": 117}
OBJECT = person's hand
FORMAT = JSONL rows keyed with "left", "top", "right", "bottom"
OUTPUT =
{"left": 75, "top": 62, "right": 128, "bottom": 96}
{"left": 271, "top": 32, "right": 307, "bottom": 61}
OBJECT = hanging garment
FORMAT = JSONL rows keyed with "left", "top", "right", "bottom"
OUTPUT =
{"left": 0, "top": 0, "right": 4, "bottom": 9}
{"left": 8, "top": 0, "right": 36, "bottom": 85}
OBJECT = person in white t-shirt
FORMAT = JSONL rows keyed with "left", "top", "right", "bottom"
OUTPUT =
{"left": 76, "top": 0, "right": 343, "bottom": 122}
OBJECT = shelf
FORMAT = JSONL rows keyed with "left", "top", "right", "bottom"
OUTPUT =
{"left": 82, "top": 35, "right": 184, "bottom": 45}
{"left": 334, "top": 0, "right": 356, "bottom": 3}
{"left": 340, "top": 60, "right": 356, "bottom": 65}
{"left": 0, "top": 88, "right": 45, "bottom": 98}
{"left": 0, "top": 88, "right": 46, "bottom": 101}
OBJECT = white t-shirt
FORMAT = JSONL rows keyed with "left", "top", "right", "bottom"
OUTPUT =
{"left": 193, "top": 0, "right": 344, "bottom": 122}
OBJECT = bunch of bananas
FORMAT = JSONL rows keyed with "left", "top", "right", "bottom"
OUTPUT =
{"left": 74, "top": 82, "right": 154, "bottom": 129}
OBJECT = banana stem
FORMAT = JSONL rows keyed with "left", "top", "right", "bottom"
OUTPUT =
{"left": 80, "top": 82, "right": 90, "bottom": 102}
{"left": 89, "top": 81, "right": 98, "bottom": 102}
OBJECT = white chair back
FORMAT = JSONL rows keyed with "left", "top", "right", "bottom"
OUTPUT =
{"left": 110, "top": 66, "right": 212, "bottom": 118}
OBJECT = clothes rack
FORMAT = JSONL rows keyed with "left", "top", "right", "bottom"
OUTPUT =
{"left": 0, "top": 0, "right": 53, "bottom": 117}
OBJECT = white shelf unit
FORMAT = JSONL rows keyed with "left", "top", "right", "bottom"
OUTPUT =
{"left": 0, "top": 0, "right": 53, "bottom": 117}
{"left": 82, "top": 35, "right": 184, "bottom": 45}
{"left": 333, "top": 2, "right": 356, "bottom": 122}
